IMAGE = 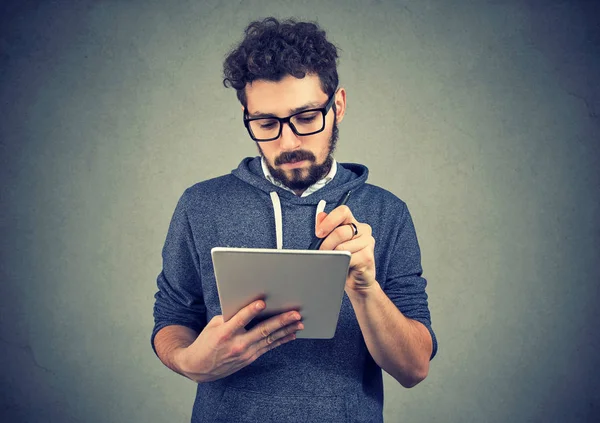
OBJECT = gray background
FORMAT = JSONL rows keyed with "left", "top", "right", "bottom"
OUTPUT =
{"left": 1, "top": 0, "right": 599, "bottom": 422}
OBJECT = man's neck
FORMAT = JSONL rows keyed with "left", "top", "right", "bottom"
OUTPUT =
{"left": 261, "top": 157, "right": 337, "bottom": 197}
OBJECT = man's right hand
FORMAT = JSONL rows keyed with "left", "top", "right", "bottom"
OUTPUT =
{"left": 174, "top": 301, "right": 303, "bottom": 383}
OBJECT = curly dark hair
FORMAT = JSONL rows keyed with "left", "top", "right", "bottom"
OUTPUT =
{"left": 223, "top": 17, "right": 340, "bottom": 107}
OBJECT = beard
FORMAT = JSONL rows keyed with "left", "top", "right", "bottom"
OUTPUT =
{"left": 258, "top": 119, "right": 339, "bottom": 192}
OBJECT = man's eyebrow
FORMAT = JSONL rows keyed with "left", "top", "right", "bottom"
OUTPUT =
{"left": 247, "top": 101, "right": 323, "bottom": 118}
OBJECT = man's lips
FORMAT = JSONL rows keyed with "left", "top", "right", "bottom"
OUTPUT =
{"left": 280, "top": 159, "right": 309, "bottom": 169}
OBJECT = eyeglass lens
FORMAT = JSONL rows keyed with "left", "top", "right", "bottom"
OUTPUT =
{"left": 249, "top": 110, "right": 324, "bottom": 140}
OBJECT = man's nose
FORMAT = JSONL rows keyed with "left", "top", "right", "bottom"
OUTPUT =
{"left": 279, "top": 122, "right": 301, "bottom": 150}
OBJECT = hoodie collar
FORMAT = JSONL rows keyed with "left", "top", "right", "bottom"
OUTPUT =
{"left": 231, "top": 156, "right": 369, "bottom": 205}
{"left": 231, "top": 156, "right": 369, "bottom": 249}
{"left": 260, "top": 156, "right": 338, "bottom": 198}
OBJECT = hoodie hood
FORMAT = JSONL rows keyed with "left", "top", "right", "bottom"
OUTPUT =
{"left": 231, "top": 156, "right": 369, "bottom": 205}
{"left": 231, "top": 156, "right": 369, "bottom": 249}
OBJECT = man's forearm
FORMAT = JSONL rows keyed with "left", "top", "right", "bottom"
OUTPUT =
{"left": 347, "top": 283, "right": 433, "bottom": 388}
{"left": 154, "top": 325, "right": 199, "bottom": 376}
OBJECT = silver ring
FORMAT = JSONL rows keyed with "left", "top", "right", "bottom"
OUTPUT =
{"left": 348, "top": 222, "right": 358, "bottom": 238}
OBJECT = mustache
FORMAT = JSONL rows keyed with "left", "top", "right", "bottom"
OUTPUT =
{"left": 274, "top": 150, "right": 316, "bottom": 166}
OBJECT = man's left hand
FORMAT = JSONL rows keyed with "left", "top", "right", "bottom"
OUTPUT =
{"left": 315, "top": 205, "right": 376, "bottom": 293}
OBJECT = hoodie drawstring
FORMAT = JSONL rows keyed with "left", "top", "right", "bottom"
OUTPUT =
{"left": 316, "top": 200, "right": 326, "bottom": 225}
{"left": 270, "top": 192, "right": 283, "bottom": 249}
{"left": 269, "top": 192, "right": 327, "bottom": 250}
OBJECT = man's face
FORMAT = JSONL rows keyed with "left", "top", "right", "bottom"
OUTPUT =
{"left": 244, "top": 74, "right": 345, "bottom": 193}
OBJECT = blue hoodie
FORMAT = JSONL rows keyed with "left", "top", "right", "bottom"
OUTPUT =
{"left": 152, "top": 157, "right": 437, "bottom": 423}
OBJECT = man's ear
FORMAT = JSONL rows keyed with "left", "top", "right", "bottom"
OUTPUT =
{"left": 334, "top": 88, "right": 347, "bottom": 124}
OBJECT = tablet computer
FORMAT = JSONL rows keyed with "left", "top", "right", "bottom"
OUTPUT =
{"left": 211, "top": 247, "right": 351, "bottom": 339}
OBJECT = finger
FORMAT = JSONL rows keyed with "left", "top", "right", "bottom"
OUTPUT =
{"left": 321, "top": 222, "right": 371, "bottom": 251}
{"left": 316, "top": 205, "right": 355, "bottom": 238}
{"left": 227, "top": 300, "right": 267, "bottom": 332}
{"left": 254, "top": 320, "right": 304, "bottom": 351}
{"left": 319, "top": 224, "right": 359, "bottom": 251}
{"left": 247, "top": 332, "right": 298, "bottom": 364}
{"left": 244, "top": 310, "right": 302, "bottom": 345}
{"left": 315, "top": 212, "right": 328, "bottom": 235}
{"left": 326, "top": 231, "right": 372, "bottom": 253}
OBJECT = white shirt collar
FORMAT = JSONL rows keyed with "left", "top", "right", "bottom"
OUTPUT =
{"left": 261, "top": 157, "right": 337, "bottom": 198}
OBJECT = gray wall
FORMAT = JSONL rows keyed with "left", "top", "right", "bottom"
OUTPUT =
{"left": 1, "top": 0, "right": 599, "bottom": 422}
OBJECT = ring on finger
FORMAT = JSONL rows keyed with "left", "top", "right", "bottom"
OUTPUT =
{"left": 348, "top": 222, "right": 359, "bottom": 238}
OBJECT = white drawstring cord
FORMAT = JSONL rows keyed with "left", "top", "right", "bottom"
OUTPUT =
{"left": 315, "top": 200, "right": 327, "bottom": 231}
{"left": 270, "top": 192, "right": 327, "bottom": 250}
{"left": 270, "top": 192, "right": 283, "bottom": 249}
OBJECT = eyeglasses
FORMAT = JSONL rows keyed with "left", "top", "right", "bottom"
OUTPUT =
{"left": 243, "top": 90, "right": 337, "bottom": 142}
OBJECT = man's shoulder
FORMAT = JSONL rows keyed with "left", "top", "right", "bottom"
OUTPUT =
{"left": 360, "top": 182, "right": 407, "bottom": 210}
{"left": 172, "top": 174, "right": 249, "bottom": 213}
{"left": 182, "top": 173, "right": 242, "bottom": 198}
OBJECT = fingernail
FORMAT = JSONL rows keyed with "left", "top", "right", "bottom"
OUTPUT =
{"left": 256, "top": 302, "right": 265, "bottom": 310}
{"left": 298, "top": 323, "right": 304, "bottom": 331}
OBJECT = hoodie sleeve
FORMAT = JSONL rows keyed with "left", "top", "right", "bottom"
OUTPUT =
{"left": 151, "top": 190, "right": 207, "bottom": 356}
{"left": 383, "top": 203, "right": 438, "bottom": 360}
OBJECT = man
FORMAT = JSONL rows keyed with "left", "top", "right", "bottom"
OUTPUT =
{"left": 152, "top": 17, "right": 437, "bottom": 423}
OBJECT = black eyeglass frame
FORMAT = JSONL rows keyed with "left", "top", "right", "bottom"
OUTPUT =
{"left": 243, "top": 89, "right": 337, "bottom": 142}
